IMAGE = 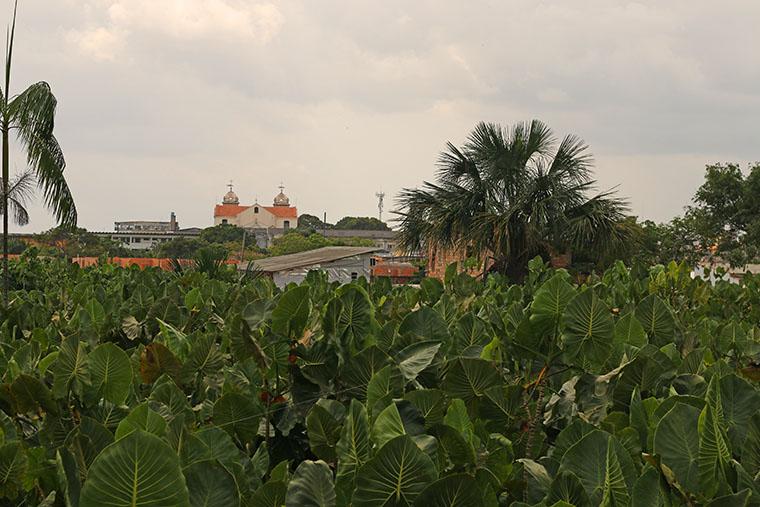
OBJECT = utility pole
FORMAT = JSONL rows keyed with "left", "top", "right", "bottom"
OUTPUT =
{"left": 375, "top": 192, "right": 385, "bottom": 222}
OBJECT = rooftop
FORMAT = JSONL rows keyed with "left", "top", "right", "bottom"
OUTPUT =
{"left": 250, "top": 246, "right": 382, "bottom": 272}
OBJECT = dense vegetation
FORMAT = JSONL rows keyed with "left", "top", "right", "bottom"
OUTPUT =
{"left": 0, "top": 254, "right": 759, "bottom": 506}
{"left": 397, "top": 120, "right": 630, "bottom": 282}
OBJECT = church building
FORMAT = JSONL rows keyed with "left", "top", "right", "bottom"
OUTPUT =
{"left": 214, "top": 183, "right": 298, "bottom": 230}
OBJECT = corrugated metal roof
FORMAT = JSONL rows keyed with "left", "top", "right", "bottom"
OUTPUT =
{"left": 251, "top": 246, "right": 382, "bottom": 272}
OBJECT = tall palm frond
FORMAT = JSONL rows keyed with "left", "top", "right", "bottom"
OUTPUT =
{"left": 1, "top": 0, "right": 77, "bottom": 305}
{"left": 395, "top": 120, "right": 630, "bottom": 281}
{"left": 0, "top": 169, "right": 34, "bottom": 225}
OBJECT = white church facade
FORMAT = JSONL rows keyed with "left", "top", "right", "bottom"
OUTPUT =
{"left": 214, "top": 184, "right": 298, "bottom": 230}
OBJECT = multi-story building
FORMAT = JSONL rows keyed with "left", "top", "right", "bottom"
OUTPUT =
{"left": 98, "top": 212, "right": 202, "bottom": 250}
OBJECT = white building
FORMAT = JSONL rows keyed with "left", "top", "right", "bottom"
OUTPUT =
{"left": 214, "top": 184, "right": 297, "bottom": 230}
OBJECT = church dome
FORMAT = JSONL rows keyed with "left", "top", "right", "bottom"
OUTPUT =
{"left": 223, "top": 183, "right": 239, "bottom": 205}
{"left": 273, "top": 185, "right": 290, "bottom": 206}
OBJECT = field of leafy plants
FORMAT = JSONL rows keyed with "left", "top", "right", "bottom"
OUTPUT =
{"left": 1, "top": 252, "right": 760, "bottom": 506}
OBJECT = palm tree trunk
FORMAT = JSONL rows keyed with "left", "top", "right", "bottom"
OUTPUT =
{"left": 2, "top": 126, "right": 8, "bottom": 308}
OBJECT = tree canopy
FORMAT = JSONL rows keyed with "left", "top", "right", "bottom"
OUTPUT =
{"left": 333, "top": 216, "right": 389, "bottom": 231}
{"left": 396, "top": 120, "right": 630, "bottom": 281}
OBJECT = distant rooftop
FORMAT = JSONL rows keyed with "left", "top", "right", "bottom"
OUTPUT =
{"left": 250, "top": 246, "right": 381, "bottom": 272}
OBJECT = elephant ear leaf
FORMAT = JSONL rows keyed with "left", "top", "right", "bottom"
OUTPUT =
{"left": 559, "top": 430, "right": 635, "bottom": 505}
{"left": 184, "top": 460, "right": 240, "bottom": 507}
{"left": 272, "top": 286, "right": 310, "bottom": 339}
{"left": 89, "top": 342, "right": 132, "bottom": 404}
{"left": 561, "top": 289, "right": 614, "bottom": 371}
{"left": 285, "top": 460, "right": 336, "bottom": 507}
{"left": 53, "top": 335, "right": 90, "bottom": 398}
{"left": 335, "top": 399, "right": 370, "bottom": 505}
{"left": 635, "top": 294, "right": 675, "bottom": 345}
{"left": 0, "top": 443, "right": 28, "bottom": 500}
{"left": 115, "top": 403, "right": 167, "bottom": 440}
{"left": 653, "top": 402, "right": 700, "bottom": 493}
{"left": 413, "top": 473, "right": 483, "bottom": 506}
{"left": 80, "top": 430, "right": 189, "bottom": 507}
{"left": 353, "top": 435, "right": 437, "bottom": 506}
{"left": 698, "top": 376, "right": 732, "bottom": 499}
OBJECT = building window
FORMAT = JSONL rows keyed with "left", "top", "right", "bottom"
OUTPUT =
{"left": 221, "top": 219, "right": 228, "bottom": 224}
{"left": 254, "top": 207, "right": 259, "bottom": 214}
{"left": 351, "top": 272, "right": 358, "bottom": 280}
{"left": 284, "top": 220, "right": 290, "bottom": 230}
{"left": 370, "top": 258, "right": 376, "bottom": 266}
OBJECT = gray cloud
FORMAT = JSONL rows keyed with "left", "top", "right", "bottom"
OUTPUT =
{"left": 4, "top": 0, "right": 760, "bottom": 232}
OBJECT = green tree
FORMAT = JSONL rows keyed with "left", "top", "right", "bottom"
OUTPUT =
{"left": 200, "top": 224, "right": 245, "bottom": 244}
{"left": 157, "top": 237, "right": 213, "bottom": 259}
{"left": 298, "top": 213, "right": 331, "bottom": 231}
{"left": 1, "top": 3, "right": 76, "bottom": 304}
{"left": 270, "top": 231, "right": 330, "bottom": 256}
{"left": 396, "top": 120, "right": 629, "bottom": 282}
{"left": 334, "top": 216, "right": 389, "bottom": 231}
{"left": 683, "top": 163, "right": 760, "bottom": 266}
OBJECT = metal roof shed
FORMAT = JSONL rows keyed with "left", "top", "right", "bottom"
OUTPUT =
{"left": 247, "top": 246, "right": 382, "bottom": 288}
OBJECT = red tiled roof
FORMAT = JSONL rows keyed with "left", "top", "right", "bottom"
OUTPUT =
{"left": 263, "top": 206, "right": 298, "bottom": 218}
{"left": 214, "top": 204, "right": 250, "bottom": 217}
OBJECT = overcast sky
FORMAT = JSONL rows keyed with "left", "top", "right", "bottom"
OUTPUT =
{"left": 4, "top": 0, "right": 760, "bottom": 232}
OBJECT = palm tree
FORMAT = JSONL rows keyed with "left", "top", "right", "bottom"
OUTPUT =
{"left": 396, "top": 120, "right": 630, "bottom": 282}
{"left": 1, "top": 1, "right": 76, "bottom": 305}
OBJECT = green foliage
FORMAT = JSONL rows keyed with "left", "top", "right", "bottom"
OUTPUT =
{"left": 333, "top": 216, "right": 390, "bottom": 231}
{"left": 397, "top": 120, "right": 630, "bottom": 281}
{"left": 0, "top": 256, "right": 760, "bottom": 505}
{"left": 270, "top": 230, "right": 374, "bottom": 256}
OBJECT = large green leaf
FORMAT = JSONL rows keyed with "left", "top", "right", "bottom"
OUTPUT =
{"left": 443, "top": 358, "right": 501, "bottom": 403}
{"left": 324, "top": 285, "right": 374, "bottom": 356}
{"left": 272, "top": 286, "right": 310, "bottom": 338}
{"left": 396, "top": 341, "right": 441, "bottom": 382}
{"left": 335, "top": 399, "right": 370, "bottom": 504}
{"left": 213, "top": 392, "right": 260, "bottom": 443}
{"left": 398, "top": 307, "right": 449, "bottom": 342}
{"left": 285, "top": 460, "right": 335, "bottom": 507}
{"left": 372, "top": 402, "right": 406, "bottom": 449}
{"left": 561, "top": 289, "right": 614, "bottom": 369}
{"left": 89, "top": 342, "right": 132, "bottom": 404}
{"left": 53, "top": 335, "right": 90, "bottom": 398}
{"left": 635, "top": 294, "right": 675, "bottom": 345}
{"left": 115, "top": 403, "right": 167, "bottom": 440}
{"left": 547, "top": 471, "right": 590, "bottom": 507}
{"left": 0, "top": 442, "right": 28, "bottom": 499}
{"left": 558, "top": 430, "right": 635, "bottom": 505}
{"left": 653, "top": 402, "right": 700, "bottom": 493}
{"left": 306, "top": 403, "right": 342, "bottom": 461}
{"left": 613, "top": 313, "right": 647, "bottom": 348}
{"left": 698, "top": 376, "right": 732, "bottom": 498}
{"left": 413, "top": 473, "right": 483, "bottom": 506}
{"left": 250, "top": 480, "right": 287, "bottom": 507}
{"left": 80, "top": 430, "right": 190, "bottom": 507}
{"left": 185, "top": 460, "right": 240, "bottom": 507}
{"left": 353, "top": 435, "right": 437, "bottom": 506}
{"left": 530, "top": 273, "right": 576, "bottom": 336}
{"left": 719, "top": 373, "right": 760, "bottom": 453}
{"left": 743, "top": 411, "right": 760, "bottom": 478}
{"left": 366, "top": 364, "right": 404, "bottom": 416}
{"left": 10, "top": 373, "right": 56, "bottom": 414}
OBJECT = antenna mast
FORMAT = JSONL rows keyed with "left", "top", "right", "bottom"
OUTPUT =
{"left": 375, "top": 192, "right": 385, "bottom": 222}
